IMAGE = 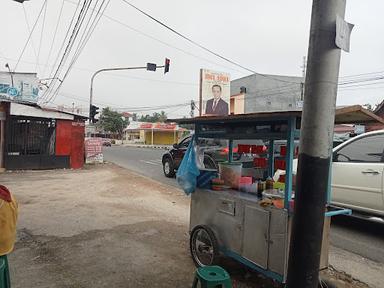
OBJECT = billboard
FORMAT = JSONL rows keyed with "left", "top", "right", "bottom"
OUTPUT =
{"left": 200, "top": 69, "right": 230, "bottom": 116}
{"left": 0, "top": 72, "right": 39, "bottom": 103}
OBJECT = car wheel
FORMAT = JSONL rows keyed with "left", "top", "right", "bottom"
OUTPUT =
{"left": 190, "top": 225, "right": 219, "bottom": 267}
{"left": 163, "top": 158, "right": 175, "bottom": 178}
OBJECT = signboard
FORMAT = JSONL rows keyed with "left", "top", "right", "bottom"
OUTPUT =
{"left": 335, "top": 15, "right": 354, "bottom": 52}
{"left": 154, "top": 123, "right": 176, "bottom": 130}
{"left": 0, "top": 72, "right": 39, "bottom": 103}
{"left": 200, "top": 69, "right": 230, "bottom": 116}
{"left": 85, "top": 138, "right": 103, "bottom": 164}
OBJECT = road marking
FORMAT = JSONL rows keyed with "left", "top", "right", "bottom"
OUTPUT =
{"left": 140, "top": 160, "right": 161, "bottom": 166}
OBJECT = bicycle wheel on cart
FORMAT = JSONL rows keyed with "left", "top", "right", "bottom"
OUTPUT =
{"left": 190, "top": 225, "right": 219, "bottom": 267}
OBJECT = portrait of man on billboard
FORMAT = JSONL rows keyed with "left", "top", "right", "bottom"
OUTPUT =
{"left": 204, "top": 84, "right": 229, "bottom": 116}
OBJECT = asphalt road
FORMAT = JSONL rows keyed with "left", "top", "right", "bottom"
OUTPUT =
{"left": 104, "top": 146, "right": 384, "bottom": 264}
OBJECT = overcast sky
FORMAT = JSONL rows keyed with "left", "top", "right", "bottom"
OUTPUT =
{"left": 1, "top": 0, "right": 383, "bottom": 117}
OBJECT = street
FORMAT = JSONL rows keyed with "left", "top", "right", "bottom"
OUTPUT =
{"left": 104, "top": 146, "right": 384, "bottom": 264}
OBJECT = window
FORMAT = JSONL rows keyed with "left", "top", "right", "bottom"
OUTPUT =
{"left": 335, "top": 134, "right": 384, "bottom": 163}
{"left": 178, "top": 137, "right": 191, "bottom": 148}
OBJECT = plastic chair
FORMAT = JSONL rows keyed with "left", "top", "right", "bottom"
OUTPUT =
{"left": 0, "top": 255, "right": 11, "bottom": 288}
{"left": 192, "top": 266, "right": 232, "bottom": 288}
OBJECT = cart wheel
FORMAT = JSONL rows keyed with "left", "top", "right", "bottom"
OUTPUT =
{"left": 190, "top": 225, "right": 219, "bottom": 267}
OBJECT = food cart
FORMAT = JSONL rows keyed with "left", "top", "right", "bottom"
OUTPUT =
{"left": 171, "top": 106, "right": 383, "bottom": 284}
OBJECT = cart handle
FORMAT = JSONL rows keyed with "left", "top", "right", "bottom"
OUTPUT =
{"left": 324, "top": 208, "right": 352, "bottom": 217}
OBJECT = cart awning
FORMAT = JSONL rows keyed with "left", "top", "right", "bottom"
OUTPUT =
{"left": 169, "top": 105, "right": 384, "bottom": 125}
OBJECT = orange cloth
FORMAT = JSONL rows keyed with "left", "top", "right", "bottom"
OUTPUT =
{"left": 0, "top": 190, "right": 18, "bottom": 256}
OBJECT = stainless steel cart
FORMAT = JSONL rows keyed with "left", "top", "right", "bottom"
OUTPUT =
{"left": 172, "top": 111, "right": 353, "bottom": 283}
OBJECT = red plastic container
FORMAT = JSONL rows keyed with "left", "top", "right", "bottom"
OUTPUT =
{"left": 238, "top": 144, "right": 251, "bottom": 154}
{"left": 251, "top": 145, "right": 267, "bottom": 154}
{"left": 275, "top": 159, "right": 286, "bottom": 170}
{"left": 280, "top": 146, "right": 287, "bottom": 156}
{"left": 253, "top": 157, "right": 268, "bottom": 168}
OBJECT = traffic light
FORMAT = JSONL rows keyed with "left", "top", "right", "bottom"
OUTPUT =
{"left": 164, "top": 58, "right": 170, "bottom": 74}
{"left": 89, "top": 104, "right": 99, "bottom": 123}
{"left": 146, "top": 63, "right": 157, "bottom": 72}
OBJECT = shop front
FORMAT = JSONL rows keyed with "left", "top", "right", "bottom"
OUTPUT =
{"left": 124, "top": 122, "right": 187, "bottom": 145}
{"left": 2, "top": 102, "right": 86, "bottom": 170}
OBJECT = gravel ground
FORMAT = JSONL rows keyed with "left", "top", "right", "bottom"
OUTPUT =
{"left": 0, "top": 163, "right": 379, "bottom": 287}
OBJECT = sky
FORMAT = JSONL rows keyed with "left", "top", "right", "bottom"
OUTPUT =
{"left": 0, "top": 0, "right": 383, "bottom": 118}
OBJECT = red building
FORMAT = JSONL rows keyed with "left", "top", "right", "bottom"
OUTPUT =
{"left": 0, "top": 101, "right": 87, "bottom": 170}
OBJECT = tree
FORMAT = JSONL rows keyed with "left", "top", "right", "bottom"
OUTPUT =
{"left": 138, "top": 111, "right": 168, "bottom": 122}
{"left": 99, "top": 107, "right": 128, "bottom": 138}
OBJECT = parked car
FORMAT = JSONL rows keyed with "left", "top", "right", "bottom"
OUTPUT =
{"left": 161, "top": 136, "right": 267, "bottom": 177}
{"left": 331, "top": 129, "right": 384, "bottom": 217}
{"left": 162, "top": 136, "right": 226, "bottom": 177}
{"left": 293, "top": 130, "right": 384, "bottom": 218}
{"left": 102, "top": 139, "right": 112, "bottom": 147}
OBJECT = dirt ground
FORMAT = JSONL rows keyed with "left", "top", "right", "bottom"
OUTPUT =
{"left": 0, "top": 164, "right": 278, "bottom": 288}
{"left": 0, "top": 163, "right": 372, "bottom": 288}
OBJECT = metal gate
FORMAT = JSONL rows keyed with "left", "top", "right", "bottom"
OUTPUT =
{"left": 4, "top": 116, "right": 69, "bottom": 169}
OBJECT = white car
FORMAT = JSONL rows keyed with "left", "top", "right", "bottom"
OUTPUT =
{"left": 292, "top": 130, "right": 384, "bottom": 217}
{"left": 331, "top": 130, "right": 384, "bottom": 217}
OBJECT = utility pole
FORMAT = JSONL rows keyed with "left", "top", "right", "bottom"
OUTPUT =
{"left": 287, "top": 1, "right": 346, "bottom": 288}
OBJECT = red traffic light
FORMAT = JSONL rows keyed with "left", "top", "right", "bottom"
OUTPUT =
{"left": 164, "top": 58, "right": 170, "bottom": 74}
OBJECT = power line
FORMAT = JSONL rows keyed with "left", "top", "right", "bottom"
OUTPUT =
{"left": 41, "top": 0, "right": 93, "bottom": 103}
{"left": 21, "top": 4, "right": 39, "bottom": 63}
{"left": 14, "top": 0, "right": 48, "bottom": 72}
{"left": 63, "top": 0, "right": 245, "bottom": 75}
{"left": 45, "top": 0, "right": 111, "bottom": 104}
{"left": 43, "top": 0, "right": 66, "bottom": 77}
{"left": 45, "top": 0, "right": 81, "bottom": 82}
{"left": 120, "top": 0, "right": 298, "bottom": 84}
{"left": 35, "top": 0, "right": 48, "bottom": 74}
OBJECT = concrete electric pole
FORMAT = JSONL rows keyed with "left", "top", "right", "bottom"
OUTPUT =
{"left": 286, "top": 1, "right": 347, "bottom": 288}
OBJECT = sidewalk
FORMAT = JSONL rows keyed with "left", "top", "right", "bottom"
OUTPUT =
{"left": 1, "top": 164, "right": 381, "bottom": 287}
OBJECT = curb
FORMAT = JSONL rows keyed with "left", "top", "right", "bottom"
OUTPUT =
{"left": 118, "top": 144, "right": 171, "bottom": 150}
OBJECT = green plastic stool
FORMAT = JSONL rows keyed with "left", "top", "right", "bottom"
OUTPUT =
{"left": 0, "top": 255, "right": 11, "bottom": 288}
{"left": 192, "top": 266, "right": 232, "bottom": 288}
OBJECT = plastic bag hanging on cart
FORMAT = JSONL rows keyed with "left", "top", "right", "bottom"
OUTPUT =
{"left": 176, "top": 136, "right": 200, "bottom": 195}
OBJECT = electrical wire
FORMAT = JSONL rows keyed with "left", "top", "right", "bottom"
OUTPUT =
{"left": 41, "top": 0, "right": 93, "bottom": 103}
{"left": 14, "top": 0, "right": 48, "bottom": 72}
{"left": 43, "top": 0, "right": 66, "bottom": 77}
{"left": 63, "top": 0, "right": 245, "bottom": 75}
{"left": 21, "top": 4, "right": 39, "bottom": 63}
{"left": 45, "top": 0, "right": 111, "bottom": 104}
{"left": 120, "top": 0, "right": 298, "bottom": 84}
{"left": 45, "top": 0, "right": 81, "bottom": 83}
{"left": 35, "top": 0, "right": 48, "bottom": 73}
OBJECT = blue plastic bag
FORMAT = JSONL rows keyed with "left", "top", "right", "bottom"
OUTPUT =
{"left": 176, "top": 136, "right": 200, "bottom": 195}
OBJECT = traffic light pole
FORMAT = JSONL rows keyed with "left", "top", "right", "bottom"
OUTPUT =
{"left": 286, "top": 1, "right": 346, "bottom": 288}
{"left": 89, "top": 63, "right": 168, "bottom": 123}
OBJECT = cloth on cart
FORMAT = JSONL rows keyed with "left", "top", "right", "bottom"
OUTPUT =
{"left": 176, "top": 135, "right": 200, "bottom": 195}
{"left": 0, "top": 185, "right": 18, "bottom": 256}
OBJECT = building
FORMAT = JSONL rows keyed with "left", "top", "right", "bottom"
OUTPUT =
{"left": 0, "top": 101, "right": 87, "bottom": 170}
{"left": 124, "top": 122, "right": 187, "bottom": 145}
{"left": 230, "top": 73, "right": 303, "bottom": 114}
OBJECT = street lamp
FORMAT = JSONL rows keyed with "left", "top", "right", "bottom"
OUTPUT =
{"left": 89, "top": 59, "right": 170, "bottom": 123}
{"left": 5, "top": 63, "right": 14, "bottom": 87}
